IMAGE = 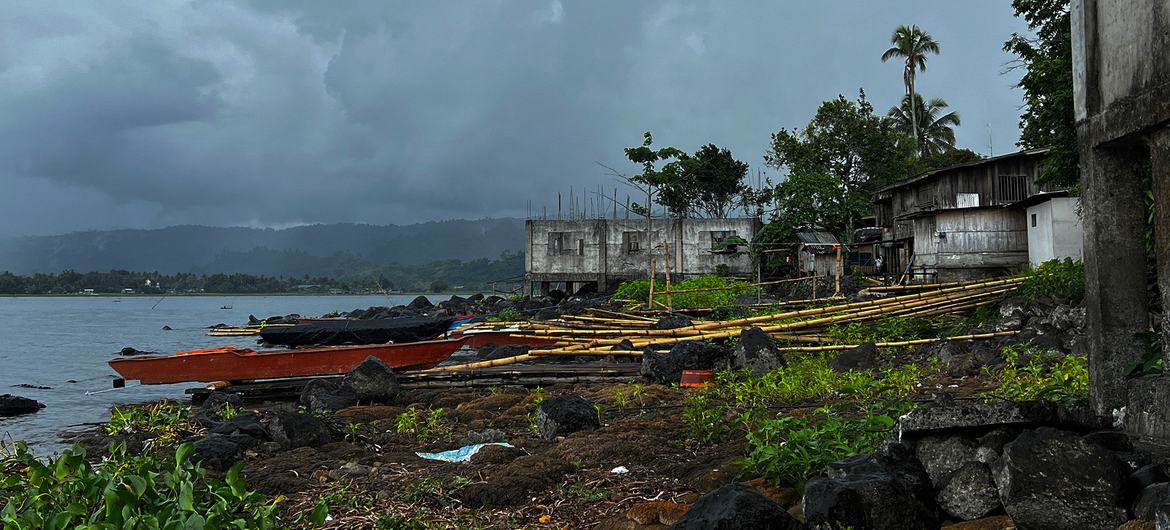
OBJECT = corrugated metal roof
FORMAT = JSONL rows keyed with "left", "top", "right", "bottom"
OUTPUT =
{"left": 876, "top": 147, "right": 1051, "bottom": 194}
{"left": 795, "top": 230, "right": 840, "bottom": 246}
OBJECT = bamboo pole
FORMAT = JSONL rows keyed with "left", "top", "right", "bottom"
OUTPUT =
{"left": 531, "top": 331, "right": 1021, "bottom": 356}
{"left": 663, "top": 241, "right": 673, "bottom": 310}
{"left": 523, "top": 277, "right": 1024, "bottom": 339}
{"left": 648, "top": 257, "right": 656, "bottom": 308}
{"left": 585, "top": 308, "right": 659, "bottom": 323}
{"left": 834, "top": 245, "right": 842, "bottom": 297}
{"left": 424, "top": 354, "right": 538, "bottom": 372}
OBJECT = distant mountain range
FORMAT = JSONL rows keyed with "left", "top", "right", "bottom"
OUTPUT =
{"left": 0, "top": 219, "right": 525, "bottom": 276}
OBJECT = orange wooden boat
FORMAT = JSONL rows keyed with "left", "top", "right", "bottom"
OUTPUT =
{"left": 109, "top": 331, "right": 561, "bottom": 385}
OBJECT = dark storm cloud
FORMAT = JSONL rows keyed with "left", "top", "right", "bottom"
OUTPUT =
{"left": 0, "top": 1, "right": 1029, "bottom": 236}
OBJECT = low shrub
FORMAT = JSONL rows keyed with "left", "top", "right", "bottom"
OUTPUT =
{"left": 1017, "top": 258, "right": 1085, "bottom": 300}
{"left": 613, "top": 275, "right": 755, "bottom": 309}
{"left": 0, "top": 441, "right": 279, "bottom": 529}
{"left": 740, "top": 404, "right": 909, "bottom": 490}
{"left": 989, "top": 345, "right": 1088, "bottom": 401}
{"left": 104, "top": 402, "right": 191, "bottom": 449}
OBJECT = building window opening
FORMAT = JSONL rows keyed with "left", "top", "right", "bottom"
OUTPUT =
{"left": 622, "top": 232, "right": 642, "bottom": 254}
{"left": 1031, "top": 213, "right": 1037, "bottom": 228}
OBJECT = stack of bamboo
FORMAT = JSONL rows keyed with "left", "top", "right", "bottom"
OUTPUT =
{"left": 428, "top": 276, "right": 1023, "bottom": 372}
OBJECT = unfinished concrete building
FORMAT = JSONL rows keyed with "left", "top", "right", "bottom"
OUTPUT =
{"left": 523, "top": 218, "right": 761, "bottom": 295}
{"left": 1072, "top": 0, "right": 1170, "bottom": 437}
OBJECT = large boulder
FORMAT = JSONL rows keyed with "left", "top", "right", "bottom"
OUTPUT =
{"left": 915, "top": 434, "right": 978, "bottom": 487}
{"left": 341, "top": 356, "right": 401, "bottom": 403}
{"left": 192, "top": 433, "right": 259, "bottom": 471}
{"left": 937, "top": 461, "right": 1001, "bottom": 521}
{"left": 991, "top": 427, "right": 1126, "bottom": 529}
{"left": 641, "top": 341, "right": 731, "bottom": 385}
{"left": 267, "top": 411, "right": 337, "bottom": 449}
{"left": 829, "top": 343, "right": 878, "bottom": 372}
{"left": 728, "top": 328, "right": 785, "bottom": 376}
{"left": 299, "top": 379, "right": 358, "bottom": 411}
{"left": 407, "top": 296, "right": 434, "bottom": 311}
{"left": 0, "top": 394, "right": 44, "bottom": 417}
{"left": 653, "top": 314, "right": 694, "bottom": 330}
{"left": 826, "top": 443, "right": 933, "bottom": 503}
{"left": 804, "top": 472, "right": 938, "bottom": 530}
{"left": 671, "top": 482, "right": 801, "bottom": 530}
{"left": 1133, "top": 483, "right": 1170, "bottom": 520}
{"left": 536, "top": 395, "right": 600, "bottom": 439}
{"left": 208, "top": 413, "right": 269, "bottom": 439}
{"left": 192, "top": 391, "right": 242, "bottom": 427}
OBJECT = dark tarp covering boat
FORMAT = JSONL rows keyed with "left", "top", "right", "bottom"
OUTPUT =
{"left": 258, "top": 316, "right": 456, "bottom": 347}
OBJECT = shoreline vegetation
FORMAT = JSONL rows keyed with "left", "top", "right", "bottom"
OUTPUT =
{"left": 0, "top": 251, "right": 523, "bottom": 297}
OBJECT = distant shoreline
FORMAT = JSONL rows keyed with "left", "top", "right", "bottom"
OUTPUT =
{"left": 0, "top": 291, "right": 490, "bottom": 298}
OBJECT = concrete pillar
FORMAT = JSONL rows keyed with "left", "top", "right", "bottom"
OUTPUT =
{"left": 1150, "top": 128, "right": 1170, "bottom": 364}
{"left": 1082, "top": 143, "right": 1151, "bottom": 416}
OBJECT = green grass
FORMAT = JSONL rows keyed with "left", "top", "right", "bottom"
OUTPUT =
{"left": 987, "top": 344, "right": 1088, "bottom": 401}
{"left": 104, "top": 402, "right": 190, "bottom": 449}
{"left": 613, "top": 275, "right": 756, "bottom": 309}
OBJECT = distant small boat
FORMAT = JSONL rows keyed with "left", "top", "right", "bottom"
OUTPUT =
{"left": 220, "top": 305, "right": 233, "bottom": 310}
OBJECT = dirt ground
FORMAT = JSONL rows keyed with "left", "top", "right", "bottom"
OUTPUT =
{"left": 230, "top": 382, "right": 748, "bottom": 529}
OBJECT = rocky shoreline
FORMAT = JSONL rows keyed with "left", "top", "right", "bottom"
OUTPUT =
{"left": 29, "top": 286, "right": 1170, "bottom": 529}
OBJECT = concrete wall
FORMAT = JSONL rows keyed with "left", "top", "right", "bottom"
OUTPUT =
{"left": 1026, "top": 198, "right": 1084, "bottom": 266}
{"left": 525, "top": 218, "right": 760, "bottom": 292}
{"left": 1074, "top": 0, "right": 1170, "bottom": 420}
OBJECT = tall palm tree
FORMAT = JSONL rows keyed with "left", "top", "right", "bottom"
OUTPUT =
{"left": 888, "top": 94, "right": 961, "bottom": 158}
{"left": 881, "top": 25, "right": 941, "bottom": 155}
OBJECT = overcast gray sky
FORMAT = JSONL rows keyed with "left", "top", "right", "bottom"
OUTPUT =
{"left": 0, "top": 1, "right": 1030, "bottom": 237}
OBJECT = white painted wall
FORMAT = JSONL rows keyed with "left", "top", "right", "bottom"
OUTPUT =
{"left": 1027, "top": 197, "right": 1084, "bottom": 265}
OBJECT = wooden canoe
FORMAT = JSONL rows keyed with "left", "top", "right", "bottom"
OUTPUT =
{"left": 109, "top": 331, "right": 562, "bottom": 385}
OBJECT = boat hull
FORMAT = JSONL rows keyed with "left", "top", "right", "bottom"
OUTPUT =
{"left": 109, "top": 332, "right": 564, "bottom": 385}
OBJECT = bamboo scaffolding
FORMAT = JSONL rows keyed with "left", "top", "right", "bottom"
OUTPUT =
{"left": 584, "top": 308, "right": 658, "bottom": 322}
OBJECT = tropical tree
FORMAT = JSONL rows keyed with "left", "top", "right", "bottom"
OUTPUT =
{"left": 881, "top": 25, "right": 941, "bottom": 154}
{"left": 1005, "top": 0, "right": 1077, "bottom": 187}
{"left": 669, "top": 144, "right": 751, "bottom": 219}
{"left": 765, "top": 90, "right": 916, "bottom": 239}
{"left": 888, "top": 94, "right": 961, "bottom": 158}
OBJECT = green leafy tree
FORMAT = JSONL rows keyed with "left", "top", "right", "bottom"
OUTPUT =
{"left": 1005, "top": 0, "right": 1077, "bottom": 187}
{"left": 668, "top": 144, "right": 751, "bottom": 218}
{"left": 881, "top": 25, "right": 941, "bottom": 154}
{"left": 889, "top": 94, "right": 961, "bottom": 158}
{"left": 765, "top": 91, "right": 915, "bottom": 238}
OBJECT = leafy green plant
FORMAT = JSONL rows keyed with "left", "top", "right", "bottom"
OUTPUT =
{"left": 683, "top": 388, "right": 736, "bottom": 443}
{"left": 1017, "top": 258, "right": 1085, "bottom": 300}
{"left": 557, "top": 480, "right": 608, "bottom": 501}
{"left": 612, "top": 389, "right": 631, "bottom": 408}
{"left": 487, "top": 307, "right": 523, "bottom": 322}
{"left": 395, "top": 406, "right": 450, "bottom": 442}
{"left": 217, "top": 403, "right": 243, "bottom": 421}
{"left": 613, "top": 275, "right": 756, "bottom": 309}
{"left": 105, "top": 402, "right": 190, "bottom": 449}
{"left": 0, "top": 441, "right": 279, "bottom": 529}
{"left": 827, "top": 316, "right": 933, "bottom": 344}
{"left": 740, "top": 406, "right": 904, "bottom": 490}
{"left": 989, "top": 345, "right": 1088, "bottom": 401}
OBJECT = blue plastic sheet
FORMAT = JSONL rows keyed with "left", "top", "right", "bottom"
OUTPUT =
{"left": 415, "top": 442, "right": 513, "bottom": 462}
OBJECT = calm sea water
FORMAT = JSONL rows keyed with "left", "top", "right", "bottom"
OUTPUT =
{"left": 0, "top": 294, "right": 433, "bottom": 454}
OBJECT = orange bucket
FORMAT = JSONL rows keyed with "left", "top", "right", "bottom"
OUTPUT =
{"left": 680, "top": 370, "right": 715, "bottom": 388}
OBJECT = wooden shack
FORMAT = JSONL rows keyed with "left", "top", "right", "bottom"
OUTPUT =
{"left": 872, "top": 148, "right": 1068, "bottom": 282}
